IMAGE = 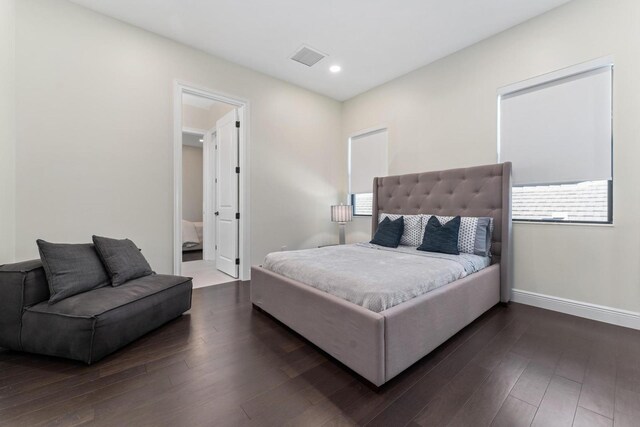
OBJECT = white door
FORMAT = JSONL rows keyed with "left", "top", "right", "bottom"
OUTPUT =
{"left": 202, "top": 129, "right": 216, "bottom": 261}
{"left": 215, "top": 109, "right": 239, "bottom": 278}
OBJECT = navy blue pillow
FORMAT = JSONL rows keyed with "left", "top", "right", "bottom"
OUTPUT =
{"left": 370, "top": 216, "right": 404, "bottom": 248}
{"left": 418, "top": 216, "right": 461, "bottom": 255}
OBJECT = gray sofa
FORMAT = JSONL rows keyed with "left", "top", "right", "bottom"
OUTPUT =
{"left": 0, "top": 259, "right": 193, "bottom": 363}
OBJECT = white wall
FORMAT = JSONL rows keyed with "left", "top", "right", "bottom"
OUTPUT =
{"left": 207, "top": 102, "right": 235, "bottom": 129}
{"left": 182, "top": 145, "right": 203, "bottom": 223}
{"left": 182, "top": 102, "right": 235, "bottom": 132}
{"left": 342, "top": 0, "right": 640, "bottom": 313}
{"left": 182, "top": 104, "right": 213, "bottom": 131}
{"left": 0, "top": 0, "right": 16, "bottom": 264}
{"left": 15, "top": 0, "right": 343, "bottom": 272}
{"left": 16, "top": 0, "right": 637, "bottom": 313}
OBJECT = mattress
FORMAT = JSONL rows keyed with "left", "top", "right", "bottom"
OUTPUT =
{"left": 262, "top": 243, "right": 490, "bottom": 313}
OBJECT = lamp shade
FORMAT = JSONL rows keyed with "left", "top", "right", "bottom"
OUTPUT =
{"left": 331, "top": 204, "right": 353, "bottom": 223}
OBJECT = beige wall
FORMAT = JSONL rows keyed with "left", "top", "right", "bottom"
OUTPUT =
{"left": 13, "top": 0, "right": 637, "bottom": 313}
{"left": 206, "top": 102, "right": 235, "bottom": 128}
{"left": 343, "top": 0, "right": 640, "bottom": 312}
{"left": 182, "top": 102, "right": 235, "bottom": 132}
{"left": 0, "top": 0, "right": 16, "bottom": 264}
{"left": 182, "top": 104, "right": 213, "bottom": 131}
{"left": 15, "top": 0, "right": 343, "bottom": 272}
{"left": 182, "top": 145, "right": 203, "bottom": 223}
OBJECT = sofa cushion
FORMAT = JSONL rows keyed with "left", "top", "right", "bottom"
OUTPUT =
{"left": 92, "top": 235, "right": 153, "bottom": 286}
{"left": 21, "top": 274, "right": 192, "bottom": 363}
{"left": 0, "top": 260, "right": 50, "bottom": 350}
{"left": 36, "top": 240, "right": 111, "bottom": 304}
{"left": 0, "top": 259, "right": 50, "bottom": 307}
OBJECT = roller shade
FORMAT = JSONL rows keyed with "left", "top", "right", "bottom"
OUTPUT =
{"left": 349, "top": 129, "right": 388, "bottom": 193}
{"left": 499, "top": 65, "right": 612, "bottom": 186}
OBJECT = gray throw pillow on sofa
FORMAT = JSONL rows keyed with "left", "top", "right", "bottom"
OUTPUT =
{"left": 36, "top": 240, "right": 111, "bottom": 304}
{"left": 92, "top": 235, "right": 153, "bottom": 286}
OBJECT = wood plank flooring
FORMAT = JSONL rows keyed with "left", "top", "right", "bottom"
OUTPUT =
{"left": 1, "top": 281, "right": 639, "bottom": 426}
{"left": 182, "top": 250, "right": 203, "bottom": 262}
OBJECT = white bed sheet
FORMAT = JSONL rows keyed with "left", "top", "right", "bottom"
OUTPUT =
{"left": 182, "top": 220, "right": 203, "bottom": 248}
{"left": 263, "top": 243, "right": 490, "bottom": 312}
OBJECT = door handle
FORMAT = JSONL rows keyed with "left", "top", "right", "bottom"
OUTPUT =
{"left": 215, "top": 211, "right": 219, "bottom": 216}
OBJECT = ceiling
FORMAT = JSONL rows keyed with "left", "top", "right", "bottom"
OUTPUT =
{"left": 182, "top": 132, "right": 203, "bottom": 148}
{"left": 70, "top": 0, "right": 572, "bottom": 101}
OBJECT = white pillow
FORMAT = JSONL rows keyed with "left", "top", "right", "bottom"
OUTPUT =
{"left": 379, "top": 213, "right": 422, "bottom": 246}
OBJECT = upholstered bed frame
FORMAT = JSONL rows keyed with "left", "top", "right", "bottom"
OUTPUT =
{"left": 251, "top": 162, "right": 512, "bottom": 387}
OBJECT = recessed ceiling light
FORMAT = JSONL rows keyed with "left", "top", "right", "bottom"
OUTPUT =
{"left": 329, "top": 65, "right": 341, "bottom": 73}
{"left": 199, "top": 138, "right": 204, "bottom": 142}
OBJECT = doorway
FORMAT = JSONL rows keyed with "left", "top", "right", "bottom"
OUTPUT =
{"left": 174, "top": 82, "right": 250, "bottom": 286}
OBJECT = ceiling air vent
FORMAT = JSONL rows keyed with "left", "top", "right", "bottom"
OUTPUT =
{"left": 290, "top": 45, "right": 326, "bottom": 67}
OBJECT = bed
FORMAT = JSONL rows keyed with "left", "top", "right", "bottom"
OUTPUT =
{"left": 250, "top": 162, "right": 512, "bottom": 387}
{"left": 182, "top": 219, "right": 204, "bottom": 252}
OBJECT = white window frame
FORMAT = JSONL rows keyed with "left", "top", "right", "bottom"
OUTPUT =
{"left": 497, "top": 57, "right": 614, "bottom": 226}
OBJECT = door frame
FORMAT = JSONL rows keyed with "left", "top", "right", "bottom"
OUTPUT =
{"left": 202, "top": 126, "right": 216, "bottom": 262}
{"left": 173, "top": 81, "right": 251, "bottom": 280}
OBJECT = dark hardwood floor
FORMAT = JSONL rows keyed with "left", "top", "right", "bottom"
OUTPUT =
{"left": 1, "top": 281, "right": 639, "bottom": 426}
{"left": 182, "top": 250, "right": 203, "bottom": 262}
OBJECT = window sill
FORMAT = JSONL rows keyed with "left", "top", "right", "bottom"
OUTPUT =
{"left": 513, "top": 220, "right": 613, "bottom": 227}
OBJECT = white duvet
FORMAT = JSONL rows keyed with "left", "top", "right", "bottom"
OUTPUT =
{"left": 182, "top": 220, "right": 203, "bottom": 247}
{"left": 263, "top": 243, "right": 490, "bottom": 313}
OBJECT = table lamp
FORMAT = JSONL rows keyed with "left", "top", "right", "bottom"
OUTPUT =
{"left": 331, "top": 204, "right": 353, "bottom": 245}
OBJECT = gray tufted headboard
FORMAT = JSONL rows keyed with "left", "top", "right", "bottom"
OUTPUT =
{"left": 371, "top": 162, "right": 512, "bottom": 302}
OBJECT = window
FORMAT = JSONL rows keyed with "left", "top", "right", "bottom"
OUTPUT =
{"left": 499, "top": 58, "right": 613, "bottom": 224}
{"left": 349, "top": 128, "right": 388, "bottom": 216}
{"left": 351, "top": 193, "right": 373, "bottom": 216}
{"left": 513, "top": 180, "right": 611, "bottom": 223}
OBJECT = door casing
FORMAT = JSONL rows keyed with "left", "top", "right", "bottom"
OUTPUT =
{"left": 202, "top": 127, "right": 216, "bottom": 262}
{"left": 173, "top": 81, "right": 250, "bottom": 280}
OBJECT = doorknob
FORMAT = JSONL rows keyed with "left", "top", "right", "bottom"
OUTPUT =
{"left": 215, "top": 211, "right": 219, "bottom": 216}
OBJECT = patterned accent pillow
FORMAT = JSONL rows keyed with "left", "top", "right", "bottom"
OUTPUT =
{"left": 420, "top": 215, "right": 493, "bottom": 257}
{"left": 380, "top": 213, "right": 422, "bottom": 246}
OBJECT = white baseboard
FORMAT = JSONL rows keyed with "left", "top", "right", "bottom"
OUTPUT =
{"left": 511, "top": 289, "right": 640, "bottom": 330}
